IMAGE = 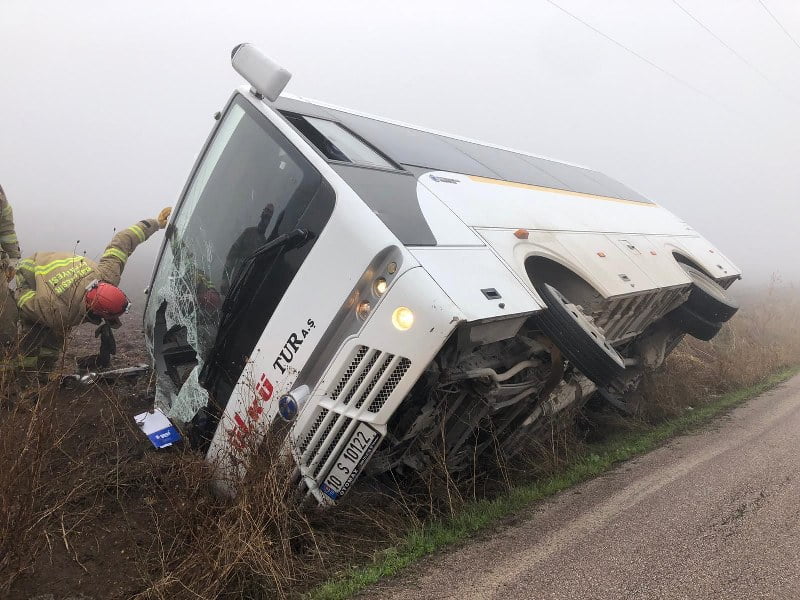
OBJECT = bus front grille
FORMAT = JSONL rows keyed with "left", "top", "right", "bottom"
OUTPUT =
{"left": 296, "top": 344, "right": 413, "bottom": 483}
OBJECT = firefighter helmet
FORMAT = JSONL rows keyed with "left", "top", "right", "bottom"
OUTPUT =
{"left": 85, "top": 281, "right": 130, "bottom": 318}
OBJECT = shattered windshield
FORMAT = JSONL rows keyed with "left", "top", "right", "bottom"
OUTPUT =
{"left": 147, "top": 95, "right": 327, "bottom": 421}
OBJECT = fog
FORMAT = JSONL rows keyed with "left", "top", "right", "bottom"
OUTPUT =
{"left": 1, "top": 0, "right": 799, "bottom": 297}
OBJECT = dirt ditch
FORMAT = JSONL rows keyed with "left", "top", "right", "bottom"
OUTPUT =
{"left": 3, "top": 289, "right": 800, "bottom": 599}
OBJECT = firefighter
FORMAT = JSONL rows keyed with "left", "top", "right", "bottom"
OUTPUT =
{"left": 16, "top": 207, "right": 172, "bottom": 371}
{"left": 0, "top": 185, "right": 21, "bottom": 347}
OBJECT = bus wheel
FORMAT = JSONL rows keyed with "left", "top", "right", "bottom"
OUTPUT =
{"left": 680, "top": 265, "right": 739, "bottom": 322}
{"left": 533, "top": 283, "right": 626, "bottom": 387}
{"left": 667, "top": 302, "right": 723, "bottom": 341}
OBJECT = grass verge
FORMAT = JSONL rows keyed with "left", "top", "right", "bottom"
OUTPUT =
{"left": 307, "top": 365, "right": 800, "bottom": 600}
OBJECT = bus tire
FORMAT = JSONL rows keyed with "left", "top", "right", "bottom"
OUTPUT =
{"left": 667, "top": 302, "right": 723, "bottom": 341}
{"left": 533, "top": 283, "right": 626, "bottom": 387}
{"left": 681, "top": 265, "right": 739, "bottom": 323}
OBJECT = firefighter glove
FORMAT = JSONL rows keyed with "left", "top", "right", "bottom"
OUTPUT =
{"left": 157, "top": 206, "right": 173, "bottom": 229}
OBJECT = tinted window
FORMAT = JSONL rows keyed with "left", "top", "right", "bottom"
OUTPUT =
{"left": 334, "top": 109, "right": 650, "bottom": 202}
{"left": 576, "top": 169, "right": 650, "bottom": 203}
{"left": 327, "top": 110, "right": 498, "bottom": 177}
{"left": 449, "top": 140, "right": 567, "bottom": 189}
{"left": 285, "top": 113, "right": 397, "bottom": 169}
{"left": 274, "top": 98, "right": 651, "bottom": 203}
{"left": 514, "top": 155, "right": 610, "bottom": 198}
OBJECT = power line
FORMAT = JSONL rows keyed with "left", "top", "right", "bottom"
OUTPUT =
{"left": 673, "top": 1, "right": 769, "bottom": 81}
{"left": 673, "top": 0, "right": 799, "bottom": 106}
{"left": 543, "top": 0, "right": 734, "bottom": 113}
{"left": 756, "top": 0, "right": 800, "bottom": 52}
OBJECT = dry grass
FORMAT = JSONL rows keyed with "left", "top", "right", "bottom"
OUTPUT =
{"left": 2, "top": 285, "right": 800, "bottom": 599}
{"left": 638, "top": 284, "right": 800, "bottom": 422}
{"left": 0, "top": 378, "right": 57, "bottom": 590}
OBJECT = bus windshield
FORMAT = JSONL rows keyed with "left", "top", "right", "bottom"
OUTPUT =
{"left": 147, "top": 95, "right": 331, "bottom": 422}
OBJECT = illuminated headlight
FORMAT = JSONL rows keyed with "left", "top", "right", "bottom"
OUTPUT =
{"left": 391, "top": 307, "right": 414, "bottom": 331}
{"left": 373, "top": 277, "right": 388, "bottom": 296}
{"left": 356, "top": 300, "right": 372, "bottom": 320}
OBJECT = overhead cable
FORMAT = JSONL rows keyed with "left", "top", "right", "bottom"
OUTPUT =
{"left": 673, "top": 0, "right": 800, "bottom": 106}
{"left": 756, "top": 0, "right": 800, "bottom": 52}
{"left": 543, "top": 0, "right": 734, "bottom": 113}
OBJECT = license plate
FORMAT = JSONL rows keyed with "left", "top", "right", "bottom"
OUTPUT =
{"left": 319, "top": 422, "right": 381, "bottom": 501}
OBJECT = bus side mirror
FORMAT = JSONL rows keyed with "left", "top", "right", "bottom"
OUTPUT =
{"left": 231, "top": 43, "right": 292, "bottom": 102}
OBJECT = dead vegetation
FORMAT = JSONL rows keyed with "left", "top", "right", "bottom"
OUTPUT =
{"left": 2, "top": 286, "right": 800, "bottom": 599}
{"left": 639, "top": 283, "right": 800, "bottom": 421}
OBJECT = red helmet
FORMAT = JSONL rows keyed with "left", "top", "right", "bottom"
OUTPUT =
{"left": 85, "top": 281, "right": 130, "bottom": 318}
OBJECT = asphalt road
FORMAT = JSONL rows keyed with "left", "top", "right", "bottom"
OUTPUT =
{"left": 364, "top": 375, "right": 800, "bottom": 600}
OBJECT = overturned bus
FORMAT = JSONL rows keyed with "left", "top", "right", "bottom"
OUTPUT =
{"left": 144, "top": 44, "right": 740, "bottom": 504}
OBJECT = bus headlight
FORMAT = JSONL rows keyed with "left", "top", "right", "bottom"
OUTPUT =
{"left": 391, "top": 307, "right": 414, "bottom": 331}
{"left": 373, "top": 277, "right": 388, "bottom": 297}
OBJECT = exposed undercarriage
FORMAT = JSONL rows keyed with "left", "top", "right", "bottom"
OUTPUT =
{"left": 369, "top": 327, "right": 592, "bottom": 477}
{"left": 367, "top": 268, "right": 736, "bottom": 480}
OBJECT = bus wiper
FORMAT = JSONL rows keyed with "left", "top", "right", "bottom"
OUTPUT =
{"left": 221, "top": 228, "right": 310, "bottom": 315}
{"left": 200, "top": 228, "right": 310, "bottom": 389}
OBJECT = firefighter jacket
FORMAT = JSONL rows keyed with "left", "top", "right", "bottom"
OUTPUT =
{"left": 0, "top": 184, "right": 21, "bottom": 268}
{"left": 15, "top": 218, "right": 160, "bottom": 336}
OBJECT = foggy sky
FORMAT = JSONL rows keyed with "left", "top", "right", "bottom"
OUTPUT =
{"left": 2, "top": 0, "right": 799, "bottom": 296}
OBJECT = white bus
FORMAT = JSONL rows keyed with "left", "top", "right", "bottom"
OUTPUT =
{"left": 144, "top": 45, "right": 740, "bottom": 503}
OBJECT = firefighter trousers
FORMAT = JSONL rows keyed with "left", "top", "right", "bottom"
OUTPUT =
{"left": 0, "top": 282, "right": 17, "bottom": 347}
{"left": 19, "top": 318, "right": 62, "bottom": 372}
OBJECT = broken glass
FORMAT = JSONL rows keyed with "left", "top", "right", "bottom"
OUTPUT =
{"left": 144, "top": 95, "right": 327, "bottom": 424}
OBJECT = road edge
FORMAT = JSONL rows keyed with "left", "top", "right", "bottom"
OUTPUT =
{"left": 306, "top": 366, "right": 800, "bottom": 600}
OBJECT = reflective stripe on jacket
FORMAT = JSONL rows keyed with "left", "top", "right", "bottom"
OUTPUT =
{"left": 15, "top": 218, "right": 160, "bottom": 335}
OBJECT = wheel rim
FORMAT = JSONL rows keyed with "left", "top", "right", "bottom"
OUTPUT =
{"left": 544, "top": 284, "right": 626, "bottom": 370}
